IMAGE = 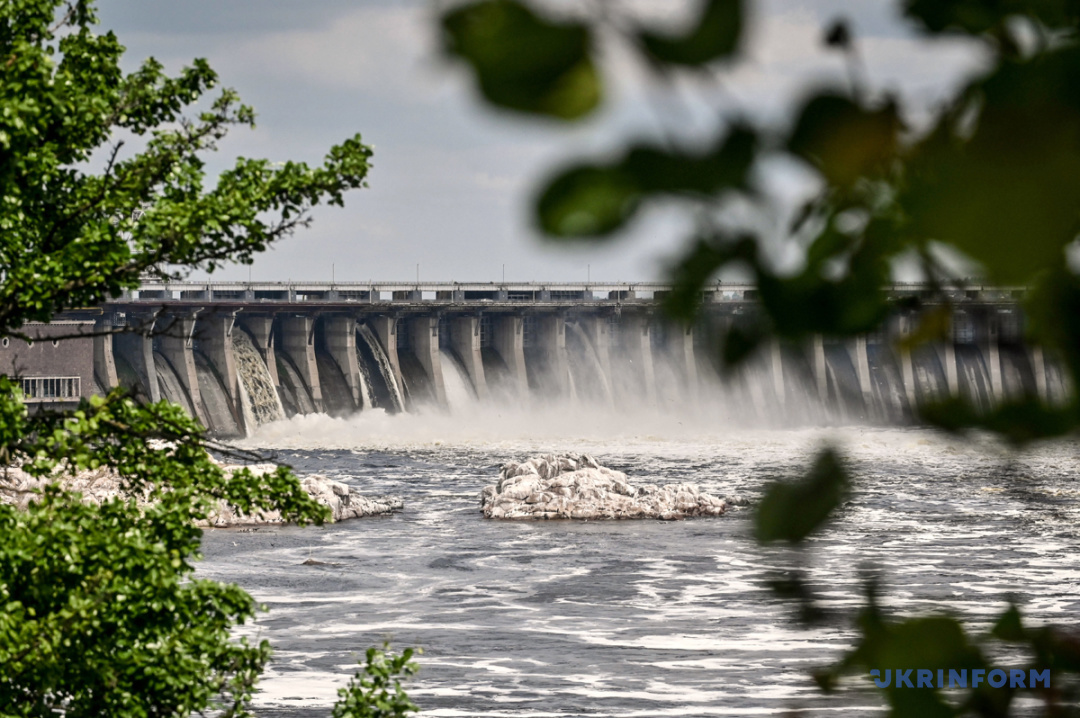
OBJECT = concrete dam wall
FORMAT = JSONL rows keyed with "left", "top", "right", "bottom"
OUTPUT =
{"left": 6, "top": 281, "right": 1068, "bottom": 436}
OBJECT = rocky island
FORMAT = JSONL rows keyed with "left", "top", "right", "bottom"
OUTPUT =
{"left": 481, "top": 453, "right": 727, "bottom": 520}
{"left": 0, "top": 457, "right": 403, "bottom": 527}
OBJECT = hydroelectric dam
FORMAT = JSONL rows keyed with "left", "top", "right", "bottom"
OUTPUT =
{"left": 0, "top": 280, "right": 1063, "bottom": 437}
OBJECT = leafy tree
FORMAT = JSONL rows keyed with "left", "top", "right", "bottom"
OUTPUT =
{"left": 0, "top": 1, "right": 416, "bottom": 716}
{"left": 440, "top": 0, "right": 1080, "bottom": 714}
{"left": 332, "top": 645, "right": 420, "bottom": 718}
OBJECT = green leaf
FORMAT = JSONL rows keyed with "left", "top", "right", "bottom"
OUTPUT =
{"left": 441, "top": 0, "right": 600, "bottom": 120}
{"left": 901, "top": 46, "right": 1080, "bottom": 283}
{"left": 755, "top": 448, "right": 849, "bottom": 543}
{"left": 1030, "top": 625, "right": 1080, "bottom": 673}
{"left": 663, "top": 234, "right": 754, "bottom": 321}
{"left": 903, "top": 0, "right": 1007, "bottom": 34}
{"left": 837, "top": 612, "right": 989, "bottom": 716}
{"left": 765, "top": 569, "right": 829, "bottom": 624}
{"left": 905, "top": 0, "right": 1080, "bottom": 35}
{"left": 535, "top": 165, "right": 640, "bottom": 237}
{"left": 639, "top": 0, "right": 744, "bottom": 66}
{"left": 993, "top": 604, "right": 1026, "bottom": 641}
{"left": 1025, "top": 268, "right": 1080, "bottom": 393}
{"left": 919, "top": 396, "right": 1078, "bottom": 446}
{"left": 536, "top": 128, "right": 757, "bottom": 237}
{"left": 823, "top": 19, "right": 852, "bottom": 50}
{"left": 880, "top": 617, "right": 983, "bottom": 671}
{"left": 332, "top": 643, "right": 419, "bottom": 718}
{"left": 751, "top": 217, "right": 897, "bottom": 339}
{"left": 722, "top": 323, "right": 765, "bottom": 371}
{"left": 788, "top": 93, "right": 901, "bottom": 188}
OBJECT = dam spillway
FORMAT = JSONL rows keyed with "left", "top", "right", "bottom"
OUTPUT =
{"left": 4, "top": 280, "right": 1066, "bottom": 436}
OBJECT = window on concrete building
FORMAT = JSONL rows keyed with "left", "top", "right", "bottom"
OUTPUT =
{"left": 21, "top": 377, "right": 80, "bottom": 401}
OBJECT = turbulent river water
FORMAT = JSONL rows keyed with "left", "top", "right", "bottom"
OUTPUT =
{"left": 199, "top": 408, "right": 1080, "bottom": 717}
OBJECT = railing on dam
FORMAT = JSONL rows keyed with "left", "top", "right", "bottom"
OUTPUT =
{"left": 114, "top": 280, "right": 1026, "bottom": 307}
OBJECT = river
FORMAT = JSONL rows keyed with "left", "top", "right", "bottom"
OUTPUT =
{"left": 198, "top": 407, "right": 1080, "bottom": 716}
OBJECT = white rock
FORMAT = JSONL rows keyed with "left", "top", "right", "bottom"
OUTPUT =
{"left": 480, "top": 453, "right": 727, "bottom": 521}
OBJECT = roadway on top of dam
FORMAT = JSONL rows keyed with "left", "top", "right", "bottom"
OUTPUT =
{"left": 104, "top": 279, "right": 1025, "bottom": 313}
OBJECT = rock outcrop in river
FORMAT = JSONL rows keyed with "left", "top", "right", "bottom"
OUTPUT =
{"left": 481, "top": 453, "right": 727, "bottom": 520}
{"left": 202, "top": 468, "right": 404, "bottom": 527}
{"left": 0, "top": 458, "right": 402, "bottom": 527}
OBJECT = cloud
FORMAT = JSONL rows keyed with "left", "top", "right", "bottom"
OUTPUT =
{"left": 110, "top": 3, "right": 445, "bottom": 105}
{"left": 99, "top": 0, "right": 373, "bottom": 36}
{"left": 220, "top": 5, "right": 440, "bottom": 100}
{"left": 103, "top": 0, "right": 993, "bottom": 283}
{"left": 470, "top": 171, "right": 521, "bottom": 193}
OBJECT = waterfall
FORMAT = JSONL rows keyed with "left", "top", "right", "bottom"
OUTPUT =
{"left": 357, "top": 324, "right": 404, "bottom": 412}
{"left": 956, "top": 346, "right": 994, "bottom": 411}
{"left": 232, "top": 330, "right": 285, "bottom": 426}
{"left": 651, "top": 353, "right": 684, "bottom": 411}
{"left": 825, "top": 363, "right": 852, "bottom": 423}
{"left": 824, "top": 344, "right": 866, "bottom": 421}
{"left": 564, "top": 322, "right": 613, "bottom": 406}
{"left": 357, "top": 358, "right": 375, "bottom": 410}
{"left": 235, "top": 373, "right": 257, "bottom": 437}
{"left": 867, "top": 345, "right": 907, "bottom": 423}
{"left": 439, "top": 349, "right": 476, "bottom": 412}
{"left": 742, "top": 356, "right": 773, "bottom": 421}
{"left": 911, "top": 346, "right": 948, "bottom": 406}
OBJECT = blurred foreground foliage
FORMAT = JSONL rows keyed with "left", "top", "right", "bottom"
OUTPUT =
{"left": 441, "top": 0, "right": 1080, "bottom": 713}
{"left": 0, "top": 1, "right": 417, "bottom": 715}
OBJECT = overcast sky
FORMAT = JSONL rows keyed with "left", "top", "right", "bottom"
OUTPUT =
{"left": 95, "top": 0, "right": 985, "bottom": 284}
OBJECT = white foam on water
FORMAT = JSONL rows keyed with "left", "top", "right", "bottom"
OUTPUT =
{"left": 237, "top": 403, "right": 829, "bottom": 452}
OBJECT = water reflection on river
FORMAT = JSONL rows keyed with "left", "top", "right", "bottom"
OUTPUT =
{"left": 199, "top": 413, "right": 1080, "bottom": 716}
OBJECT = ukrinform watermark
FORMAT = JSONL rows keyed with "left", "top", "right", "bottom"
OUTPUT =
{"left": 871, "top": 669, "right": 1050, "bottom": 689}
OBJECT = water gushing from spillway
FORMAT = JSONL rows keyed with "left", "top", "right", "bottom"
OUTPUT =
{"left": 356, "top": 355, "right": 375, "bottom": 410}
{"left": 127, "top": 312, "right": 1076, "bottom": 434}
{"left": 439, "top": 349, "right": 477, "bottom": 412}
{"left": 232, "top": 329, "right": 285, "bottom": 427}
{"left": 564, "top": 321, "right": 613, "bottom": 407}
{"left": 357, "top": 324, "right": 404, "bottom": 412}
